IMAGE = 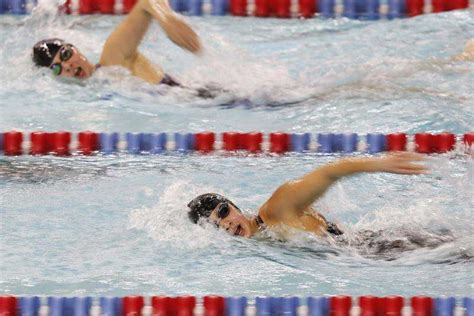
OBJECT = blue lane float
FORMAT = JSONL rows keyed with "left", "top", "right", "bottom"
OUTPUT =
{"left": 343, "top": 0, "right": 380, "bottom": 20}
{"left": 211, "top": 0, "right": 228, "bottom": 15}
{"left": 365, "top": 0, "right": 380, "bottom": 20}
{"left": 19, "top": 296, "right": 40, "bottom": 316}
{"left": 291, "top": 133, "right": 311, "bottom": 152}
{"left": 48, "top": 297, "right": 66, "bottom": 316}
{"left": 169, "top": 0, "right": 188, "bottom": 13}
{"left": 126, "top": 133, "right": 142, "bottom": 154}
{"left": 340, "top": 133, "right": 358, "bottom": 153}
{"left": 366, "top": 133, "right": 386, "bottom": 153}
{"left": 387, "top": 0, "right": 406, "bottom": 19}
{"left": 150, "top": 132, "right": 168, "bottom": 154}
{"left": 99, "top": 297, "right": 122, "bottom": 316}
{"left": 188, "top": 0, "right": 203, "bottom": 15}
{"left": 465, "top": 297, "right": 474, "bottom": 316}
{"left": 10, "top": 0, "right": 26, "bottom": 14}
{"left": 317, "top": 133, "right": 336, "bottom": 153}
{"left": 307, "top": 296, "right": 329, "bottom": 316}
{"left": 255, "top": 297, "right": 272, "bottom": 316}
{"left": 174, "top": 133, "right": 195, "bottom": 151}
{"left": 99, "top": 132, "right": 119, "bottom": 154}
{"left": 434, "top": 297, "right": 456, "bottom": 316}
{"left": 279, "top": 297, "right": 300, "bottom": 316}
{"left": 319, "top": 0, "right": 335, "bottom": 18}
{"left": 225, "top": 297, "right": 248, "bottom": 316}
{"left": 72, "top": 297, "right": 93, "bottom": 316}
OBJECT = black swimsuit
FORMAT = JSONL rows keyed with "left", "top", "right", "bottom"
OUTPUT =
{"left": 160, "top": 74, "right": 181, "bottom": 87}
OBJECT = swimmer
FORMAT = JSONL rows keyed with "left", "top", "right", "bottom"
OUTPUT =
{"left": 188, "top": 152, "right": 427, "bottom": 238}
{"left": 32, "top": 0, "right": 200, "bottom": 86}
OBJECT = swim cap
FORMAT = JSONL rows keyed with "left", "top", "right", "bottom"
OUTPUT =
{"left": 187, "top": 193, "right": 240, "bottom": 223}
{"left": 32, "top": 38, "right": 65, "bottom": 67}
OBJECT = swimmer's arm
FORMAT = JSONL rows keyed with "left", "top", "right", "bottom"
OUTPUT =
{"left": 100, "top": 0, "right": 200, "bottom": 66}
{"left": 263, "top": 153, "right": 427, "bottom": 219}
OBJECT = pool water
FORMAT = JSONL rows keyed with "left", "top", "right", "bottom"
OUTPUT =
{"left": 1, "top": 1, "right": 473, "bottom": 297}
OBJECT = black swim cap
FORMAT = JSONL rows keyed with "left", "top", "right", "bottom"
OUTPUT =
{"left": 187, "top": 193, "right": 239, "bottom": 223}
{"left": 32, "top": 38, "right": 65, "bottom": 67}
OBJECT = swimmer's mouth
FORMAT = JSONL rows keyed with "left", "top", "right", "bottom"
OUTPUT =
{"left": 75, "top": 67, "right": 84, "bottom": 78}
{"left": 234, "top": 225, "right": 243, "bottom": 236}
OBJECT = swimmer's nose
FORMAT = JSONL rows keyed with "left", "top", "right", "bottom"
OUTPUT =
{"left": 62, "top": 62, "right": 73, "bottom": 74}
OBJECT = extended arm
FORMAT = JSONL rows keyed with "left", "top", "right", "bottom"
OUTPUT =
{"left": 100, "top": 0, "right": 201, "bottom": 66}
{"left": 262, "top": 153, "right": 427, "bottom": 220}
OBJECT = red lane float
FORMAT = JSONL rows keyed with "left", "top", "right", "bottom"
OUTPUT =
{"left": 151, "top": 296, "right": 171, "bottom": 316}
{"left": 98, "top": 0, "right": 115, "bottom": 14}
{"left": 123, "top": 296, "right": 145, "bottom": 316}
{"left": 203, "top": 296, "right": 225, "bottom": 316}
{"left": 255, "top": 0, "right": 271, "bottom": 17}
{"left": 79, "top": 0, "right": 95, "bottom": 14}
{"left": 406, "top": 0, "right": 424, "bottom": 17}
{"left": 4, "top": 131, "right": 23, "bottom": 156}
{"left": 195, "top": 132, "right": 215, "bottom": 152}
{"left": 432, "top": 0, "right": 468, "bottom": 12}
{"left": 299, "top": 0, "right": 316, "bottom": 18}
{"left": 0, "top": 296, "right": 17, "bottom": 316}
{"left": 78, "top": 131, "right": 99, "bottom": 155}
{"left": 383, "top": 296, "right": 404, "bottom": 316}
{"left": 270, "top": 132, "right": 290, "bottom": 153}
{"left": 222, "top": 132, "right": 241, "bottom": 151}
{"left": 414, "top": 133, "right": 433, "bottom": 153}
{"left": 331, "top": 296, "right": 352, "bottom": 316}
{"left": 411, "top": 296, "right": 433, "bottom": 316}
{"left": 386, "top": 133, "right": 407, "bottom": 151}
{"left": 463, "top": 132, "right": 474, "bottom": 146}
{"left": 231, "top": 0, "right": 247, "bottom": 16}
{"left": 359, "top": 296, "right": 382, "bottom": 316}
{"left": 275, "top": 0, "right": 291, "bottom": 18}
{"left": 30, "top": 132, "right": 50, "bottom": 155}
{"left": 175, "top": 296, "right": 196, "bottom": 316}
{"left": 48, "top": 132, "right": 71, "bottom": 156}
{"left": 241, "top": 132, "right": 263, "bottom": 152}
{"left": 432, "top": 132, "right": 455, "bottom": 153}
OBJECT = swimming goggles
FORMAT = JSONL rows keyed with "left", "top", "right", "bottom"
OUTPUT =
{"left": 216, "top": 202, "right": 231, "bottom": 219}
{"left": 49, "top": 44, "right": 74, "bottom": 76}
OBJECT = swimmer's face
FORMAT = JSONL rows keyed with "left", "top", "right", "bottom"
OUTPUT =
{"left": 209, "top": 202, "right": 253, "bottom": 238}
{"left": 50, "top": 44, "right": 95, "bottom": 79}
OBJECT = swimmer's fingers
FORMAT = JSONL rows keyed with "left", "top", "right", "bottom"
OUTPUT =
{"left": 381, "top": 152, "right": 429, "bottom": 175}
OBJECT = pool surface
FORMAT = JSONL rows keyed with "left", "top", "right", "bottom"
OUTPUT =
{"left": 1, "top": 1, "right": 473, "bottom": 297}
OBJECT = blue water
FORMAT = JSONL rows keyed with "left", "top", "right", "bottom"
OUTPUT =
{"left": 0, "top": 2, "right": 473, "bottom": 297}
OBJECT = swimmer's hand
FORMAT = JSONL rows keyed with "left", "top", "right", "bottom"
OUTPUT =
{"left": 161, "top": 14, "right": 202, "bottom": 53}
{"left": 374, "top": 152, "right": 428, "bottom": 175}
{"left": 142, "top": 0, "right": 202, "bottom": 54}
